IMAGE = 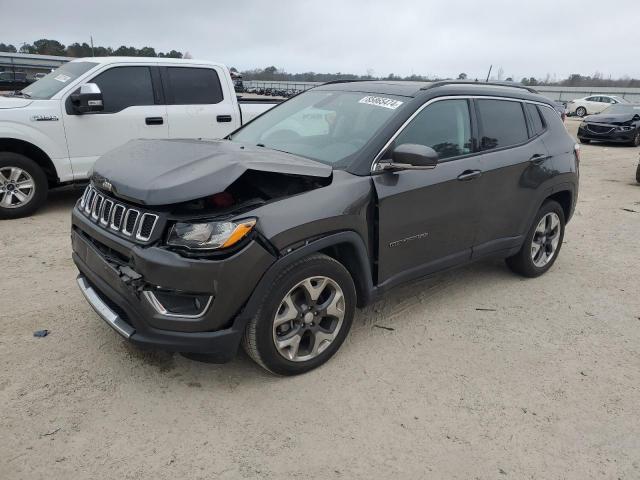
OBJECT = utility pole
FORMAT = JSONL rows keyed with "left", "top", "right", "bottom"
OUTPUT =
{"left": 485, "top": 65, "right": 492, "bottom": 82}
{"left": 90, "top": 35, "right": 95, "bottom": 57}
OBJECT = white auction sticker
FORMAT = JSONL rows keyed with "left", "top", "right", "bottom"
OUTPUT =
{"left": 54, "top": 74, "right": 71, "bottom": 83}
{"left": 359, "top": 96, "right": 404, "bottom": 110}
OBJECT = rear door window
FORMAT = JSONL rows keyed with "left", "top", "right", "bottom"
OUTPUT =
{"left": 476, "top": 99, "right": 528, "bottom": 150}
{"left": 393, "top": 99, "right": 472, "bottom": 160}
{"left": 91, "top": 66, "right": 155, "bottom": 113}
{"left": 166, "top": 67, "right": 223, "bottom": 105}
{"left": 525, "top": 103, "right": 545, "bottom": 137}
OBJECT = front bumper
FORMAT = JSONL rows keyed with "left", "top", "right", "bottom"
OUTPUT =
{"left": 71, "top": 205, "right": 276, "bottom": 361}
{"left": 577, "top": 126, "right": 636, "bottom": 143}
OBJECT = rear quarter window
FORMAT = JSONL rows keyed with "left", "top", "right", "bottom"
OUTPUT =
{"left": 477, "top": 99, "right": 528, "bottom": 150}
{"left": 538, "top": 105, "right": 565, "bottom": 131}
{"left": 525, "top": 103, "right": 545, "bottom": 137}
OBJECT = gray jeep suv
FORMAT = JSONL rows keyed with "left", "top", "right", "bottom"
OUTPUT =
{"left": 72, "top": 80, "right": 579, "bottom": 375}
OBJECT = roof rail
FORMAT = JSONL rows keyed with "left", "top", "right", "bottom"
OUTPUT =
{"left": 320, "top": 79, "right": 367, "bottom": 86}
{"left": 422, "top": 80, "right": 539, "bottom": 94}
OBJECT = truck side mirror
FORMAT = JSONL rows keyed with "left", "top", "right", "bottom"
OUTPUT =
{"left": 71, "top": 83, "right": 104, "bottom": 114}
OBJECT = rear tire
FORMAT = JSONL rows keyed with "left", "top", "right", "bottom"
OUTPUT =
{"left": 506, "top": 200, "right": 565, "bottom": 278}
{"left": 0, "top": 153, "right": 48, "bottom": 220}
{"left": 636, "top": 162, "right": 640, "bottom": 183}
{"left": 576, "top": 106, "right": 587, "bottom": 117}
{"left": 242, "top": 253, "right": 356, "bottom": 375}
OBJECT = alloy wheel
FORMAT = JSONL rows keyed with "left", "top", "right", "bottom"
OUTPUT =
{"left": 272, "top": 276, "right": 345, "bottom": 362}
{"left": 531, "top": 212, "right": 561, "bottom": 268}
{"left": 0, "top": 167, "right": 35, "bottom": 209}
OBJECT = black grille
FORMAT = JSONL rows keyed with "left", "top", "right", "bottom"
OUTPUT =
{"left": 92, "top": 195, "right": 103, "bottom": 219}
{"left": 123, "top": 210, "right": 139, "bottom": 235}
{"left": 112, "top": 204, "right": 125, "bottom": 229}
{"left": 101, "top": 200, "right": 113, "bottom": 225}
{"left": 78, "top": 186, "right": 159, "bottom": 243}
{"left": 138, "top": 214, "right": 157, "bottom": 240}
{"left": 586, "top": 124, "right": 614, "bottom": 134}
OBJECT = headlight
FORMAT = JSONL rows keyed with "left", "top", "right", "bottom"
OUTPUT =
{"left": 167, "top": 218, "right": 256, "bottom": 250}
{"left": 617, "top": 125, "right": 634, "bottom": 131}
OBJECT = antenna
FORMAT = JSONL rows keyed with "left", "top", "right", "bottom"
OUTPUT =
{"left": 485, "top": 65, "right": 492, "bottom": 82}
{"left": 90, "top": 35, "right": 95, "bottom": 57}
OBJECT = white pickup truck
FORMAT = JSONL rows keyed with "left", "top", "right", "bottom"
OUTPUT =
{"left": 0, "top": 57, "right": 280, "bottom": 218}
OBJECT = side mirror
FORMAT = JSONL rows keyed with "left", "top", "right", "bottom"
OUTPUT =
{"left": 71, "top": 83, "right": 104, "bottom": 114}
{"left": 377, "top": 143, "right": 439, "bottom": 172}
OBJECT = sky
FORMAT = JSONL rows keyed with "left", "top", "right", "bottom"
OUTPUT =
{"left": 3, "top": 0, "right": 640, "bottom": 80}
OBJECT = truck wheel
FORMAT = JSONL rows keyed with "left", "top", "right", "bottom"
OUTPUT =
{"left": 506, "top": 200, "right": 565, "bottom": 278}
{"left": 575, "top": 106, "right": 587, "bottom": 117}
{"left": 0, "top": 153, "right": 48, "bottom": 219}
{"left": 242, "top": 253, "right": 356, "bottom": 375}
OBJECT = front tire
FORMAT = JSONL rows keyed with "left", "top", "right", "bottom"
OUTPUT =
{"left": 630, "top": 130, "right": 640, "bottom": 147}
{"left": 242, "top": 253, "right": 356, "bottom": 375}
{"left": 636, "top": 162, "right": 640, "bottom": 183}
{"left": 576, "top": 106, "right": 587, "bottom": 117}
{"left": 506, "top": 200, "right": 565, "bottom": 278}
{"left": 0, "top": 153, "right": 48, "bottom": 219}
{"left": 579, "top": 138, "right": 591, "bottom": 144}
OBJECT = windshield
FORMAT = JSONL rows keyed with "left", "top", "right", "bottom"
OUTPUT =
{"left": 21, "top": 61, "right": 98, "bottom": 99}
{"left": 602, "top": 104, "right": 640, "bottom": 115}
{"left": 230, "top": 90, "right": 407, "bottom": 168}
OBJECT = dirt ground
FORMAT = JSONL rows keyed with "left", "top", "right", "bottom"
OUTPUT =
{"left": 1, "top": 119, "right": 639, "bottom": 479}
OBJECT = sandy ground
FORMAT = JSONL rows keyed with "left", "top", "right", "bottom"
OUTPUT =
{"left": 1, "top": 119, "right": 639, "bottom": 479}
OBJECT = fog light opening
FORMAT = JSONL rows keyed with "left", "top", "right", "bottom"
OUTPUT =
{"left": 143, "top": 289, "right": 213, "bottom": 319}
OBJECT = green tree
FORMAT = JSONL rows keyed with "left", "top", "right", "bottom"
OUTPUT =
{"left": 0, "top": 43, "right": 17, "bottom": 53}
{"left": 138, "top": 46, "right": 157, "bottom": 57}
{"left": 66, "top": 42, "right": 93, "bottom": 57}
{"left": 457, "top": 72, "right": 467, "bottom": 80}
{"left": 32, "top": 39, "right": 66, "bottom": 56}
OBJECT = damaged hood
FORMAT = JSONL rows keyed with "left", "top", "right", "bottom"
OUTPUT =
{"left": 92, "top": 139, "right": 332, "bottom": 205}
{"left": 584, "top": 113, "right": 640, "bottom": 125}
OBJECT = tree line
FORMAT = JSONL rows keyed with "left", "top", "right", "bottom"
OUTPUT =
{"left": 2, "top": 40, "right": 639, "bottom": 87}
{"left": 0, "top": 39, "right": 184, "bottom": 59}
{"left": 237, "top": 67, "right": 640, "bottom": 88}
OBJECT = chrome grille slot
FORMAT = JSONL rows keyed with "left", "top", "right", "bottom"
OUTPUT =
{"left": 136, "top": 213, "right": 159, "bottom": 241}
{"left": 80, "top": 185, "right": 91, "bottom": 209}
{"left": 79, "top": 186, "right": 159, "bottom": 243}
{"left": 100, "top": 199, "right": 113, "bottom": 226}
{"left": 122, "top": 210, "right": 140, "bottom": 236}
{"left": 84, "top": 189, "right": 96, "bottom": 214}
{"left": 91, "top": 194, "right": 103, "bottom": 220}
{"left": 111, "top": 204, "right": 125, "bottom": 230}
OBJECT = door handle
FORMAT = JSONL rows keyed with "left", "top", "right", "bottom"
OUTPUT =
{"left": 530, "top": 154, "right": 551, "bottom": 165}
{"left": 145, "top": 117, "right": 164, "bottom": 125}
{"left": 217, "top": 115, "right": 232, "bottom": 123}
{"left": 457, "top": 170, "right": 482, "bottom": 181}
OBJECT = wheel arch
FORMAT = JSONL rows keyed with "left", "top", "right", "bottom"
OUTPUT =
{"left": 238, "top": 231, "right": 376, "bottom": 329}
{"left": 545, "top": 189, "right": 574, "bottom": 223}
{"left": 0, "top": 138, "right": 59, "bottom": 185}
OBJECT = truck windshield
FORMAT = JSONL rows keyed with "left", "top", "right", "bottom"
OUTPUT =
{"left": 21, "top": 61, "right": 98, "bottom": 99}
{"left": 230, "top": 90, "right": 407, "bottom": 168}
